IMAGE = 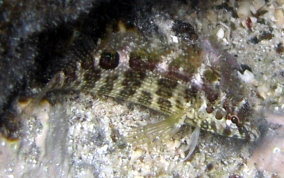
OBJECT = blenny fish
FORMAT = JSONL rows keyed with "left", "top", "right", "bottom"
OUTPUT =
{"left": 19, "top": 20, "right": 260, "bottom": 150}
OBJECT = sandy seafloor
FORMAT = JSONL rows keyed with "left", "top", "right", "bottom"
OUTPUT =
{"left": 1, "top": 0, "right": 284, "bottom": 177}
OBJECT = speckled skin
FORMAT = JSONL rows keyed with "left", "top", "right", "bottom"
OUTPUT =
{"left": 53, "top": 21, "right": 260, "bottom": 142}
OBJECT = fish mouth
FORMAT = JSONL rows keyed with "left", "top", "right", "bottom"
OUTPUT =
{"left": 239, "top": 124, "right": 261, "bottom": 142}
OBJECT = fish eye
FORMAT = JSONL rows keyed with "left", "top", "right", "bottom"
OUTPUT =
{"left": 99, "top": 50, "right": 120, "bottom": 70}
{"left": 231, "top": 115, "right": 241, "bottom": 126}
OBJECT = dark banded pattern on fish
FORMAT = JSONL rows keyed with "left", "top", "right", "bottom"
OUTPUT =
{"left": 57, "top": 63, "right": 259, "bottom": 141}
{"left": 50, "top": 20, "right": 260, "bottom": 142}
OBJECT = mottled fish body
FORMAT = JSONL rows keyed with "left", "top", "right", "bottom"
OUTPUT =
{"left": 52, "top": 20, "right": 260, "bottom": 142}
